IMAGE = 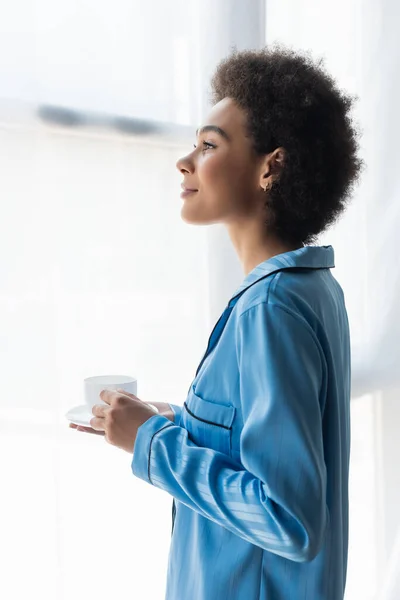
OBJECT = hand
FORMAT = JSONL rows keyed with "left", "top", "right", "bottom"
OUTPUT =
{"left": 69, "top": 389, "right": 159, "bottom": 453}
{"left": 69, "top": 397, "right": 173, "bottom": 433}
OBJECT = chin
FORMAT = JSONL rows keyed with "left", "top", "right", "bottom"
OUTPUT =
{"left": 180, "top": 205, "right": 207, "bottom": 225}
{"left": 180, "top": 199, "right": 224, "bottom": 226}
{"left": 180, "top": 209, "right": 220, "bottom": 226}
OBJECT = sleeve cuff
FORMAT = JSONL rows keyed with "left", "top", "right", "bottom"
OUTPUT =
{"left": 131, "top": 414, "right": 174, "bottom": 483}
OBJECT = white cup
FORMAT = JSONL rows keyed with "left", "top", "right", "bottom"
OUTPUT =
{"left": 84, "top": 375, "right": 138, "bottom": 412}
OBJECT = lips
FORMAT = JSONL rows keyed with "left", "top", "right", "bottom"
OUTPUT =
{"left": 180, "top": 183, "right": 199, "bottom": 200}
{"left": 181, "top": 183, "right": 198, "bottom": 192}
{"left": 180, "top": 189, "right": 198, "bottom": 199}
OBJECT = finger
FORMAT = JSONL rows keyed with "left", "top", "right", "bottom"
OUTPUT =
{"left": 99, "top": 389, "right": 114, "bottom": 405}
{"left": 92, "top": 404, "right": 110, "bottom": 418}
{"left": 116, "top": 388, "right": 138, "bottom": 400}
{"left": 69, "top": 423, "right": 79, "bottom": 429}
{"left": 116, "top": 389, "right": 146, "bottom": 406}
{"left": 89, "top": 416, "right": 106, "bottom": 431}
{"left": 76, "top": 426, "right": 105, "bottom": 436}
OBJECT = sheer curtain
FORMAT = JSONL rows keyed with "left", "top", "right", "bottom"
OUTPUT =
{"left": 0, "top": 125, "right": 210, "bottom": 600}
{"left": 1, "top": 0, "right": 398, "bottom": 598}
{"left": 0, "top": 2, "right": 209, "bottom": 599}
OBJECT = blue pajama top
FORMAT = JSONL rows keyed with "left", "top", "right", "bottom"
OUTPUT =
{"left": 132, "top": 245, "right": 351, "bottom": 600}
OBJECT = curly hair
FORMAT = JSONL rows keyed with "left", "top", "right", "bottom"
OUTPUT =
{"left": 210, "top": 44, "right": 364, "bottom": 246}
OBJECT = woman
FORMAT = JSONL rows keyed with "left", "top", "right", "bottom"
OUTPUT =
{"left": 74, "top": 45, "right": 362, "bottom": 599}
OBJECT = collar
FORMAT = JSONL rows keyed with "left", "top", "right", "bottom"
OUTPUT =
{"left": 229, "top": 245, "right": 335, "bottom": 304}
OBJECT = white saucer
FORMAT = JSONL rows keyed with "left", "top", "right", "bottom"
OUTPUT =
{"left": 66, "top": 405, "right": 94, "bottom": 427}
{"left": 66, "top": 403, "right": 159, "bottom": 428}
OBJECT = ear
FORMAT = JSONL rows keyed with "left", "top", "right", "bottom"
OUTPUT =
{"left": 258, "top": 147, "right": 286, "bottom": 191}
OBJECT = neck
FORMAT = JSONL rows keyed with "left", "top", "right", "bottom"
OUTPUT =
{"left": 226, "top": 218, "right": 303, "bottom": 276}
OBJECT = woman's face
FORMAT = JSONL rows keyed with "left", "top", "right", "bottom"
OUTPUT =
{"left": 176, "top": 98, "right": 266, "bottom": 226}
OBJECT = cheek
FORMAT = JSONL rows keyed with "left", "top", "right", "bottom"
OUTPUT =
{"left": 200, "top": 154, "right": 255, "bottom": 209}
{"left": 198, "top": 153, "right": 226, "bottom": 186}
{"left": 193, "top": 147, "right": 260, "bottom": 216}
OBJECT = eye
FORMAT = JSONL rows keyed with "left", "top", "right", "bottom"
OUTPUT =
{"left": 193, "top": 141, "right": 216, "bottom": 152}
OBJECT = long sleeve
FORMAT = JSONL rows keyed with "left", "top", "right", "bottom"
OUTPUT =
{"left": 131, "top": 302, "right": 328, "bottom": 563}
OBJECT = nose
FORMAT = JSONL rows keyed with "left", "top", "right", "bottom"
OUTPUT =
{"left": 176, "top": 151, "right": 194, "bottom": 175}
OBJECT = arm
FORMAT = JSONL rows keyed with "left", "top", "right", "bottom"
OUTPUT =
{"left": 132, "top": 303, "right": 328, "bottom": 562}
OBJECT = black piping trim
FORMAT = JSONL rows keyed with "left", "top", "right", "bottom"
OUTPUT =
{"left": 229, "top": 263, "right": 333, "bottom": 305}
{"left": 195, "top": 311, "right": 227, "bottom": 377}
{"left": 148, "top": 422, "right": 174, "bottom": 484}
{"left": 171, "top": 499, "right": 176, "bottom": 536}
{"left": 183, "top": 401, "right": 232, "bottom": 430}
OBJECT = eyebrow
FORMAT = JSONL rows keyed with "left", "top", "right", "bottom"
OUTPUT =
{"left": 195, "top": 125, "right": 230, "bottom": 141}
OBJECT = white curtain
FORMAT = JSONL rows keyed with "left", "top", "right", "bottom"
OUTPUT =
{"left": 0, "top": 2, "right": 208, "bottom": 599}
{"left": 1, "top": 1, "right": 399, "bottom": 598}
{"left": 0, "top": 124, "right": 210, "bottom": 600}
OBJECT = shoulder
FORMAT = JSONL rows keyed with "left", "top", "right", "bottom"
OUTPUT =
{"left": 235, "top": 269, "right": 314, "bottom": 318}
{"left": 234, "top": 267, "right": 344, "bottom": 335}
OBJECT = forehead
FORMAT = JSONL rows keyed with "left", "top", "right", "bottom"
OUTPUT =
{"left": 203, "top": 97, "right": 247, "bottom": 137}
